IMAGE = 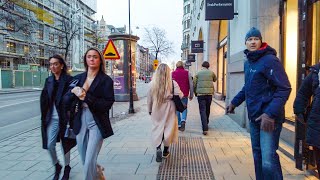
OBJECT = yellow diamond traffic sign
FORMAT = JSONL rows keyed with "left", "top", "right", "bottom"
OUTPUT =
{"left": 103, "top": 39, "right": 120, "bottom": 60}
{"left": 153, "top": 59, "right": 159, "bottom": 70}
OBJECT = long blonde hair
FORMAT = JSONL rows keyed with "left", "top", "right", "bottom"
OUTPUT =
{"left": 150, "top": 63, "right": 172, "bottom": 106}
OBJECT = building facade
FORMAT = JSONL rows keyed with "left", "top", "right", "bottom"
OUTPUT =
{"left": 0, "top": 0, "right": 97, "bottom": 71}
{"left": 186, "top": 0, "right": 320, "bottom": 167}
{"left": 181, "top": 0, "right": 191, "bottom": 65}
{"left": 187, "top": 0, "right": 222, "bottom": 98}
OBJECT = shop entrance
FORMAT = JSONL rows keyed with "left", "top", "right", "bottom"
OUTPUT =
{"left": 295, "top": 0, "right": 320, "bottom": 173}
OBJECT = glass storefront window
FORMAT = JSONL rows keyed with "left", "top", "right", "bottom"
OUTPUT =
{"left": 311, "top": 1, "right": 320, "bottom": 65}
{"left": 284, "top": 0, "right": 298, "bottom": 120}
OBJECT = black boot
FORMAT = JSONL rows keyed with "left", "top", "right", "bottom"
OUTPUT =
{"left": 61, "top": 165, "right": 71, "bottom": 180}
{"left": 163, "top": 146, "right": 170, "bottom": 158}
{"left": 53, "top": 163, "right": 62, "bottom": 180}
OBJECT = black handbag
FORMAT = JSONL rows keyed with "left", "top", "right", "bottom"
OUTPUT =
{"left": 172, "top": 81, "right": 187, "bottom": 112}
{"left": 63, "top": 79, "right": 79, "bottom": 140}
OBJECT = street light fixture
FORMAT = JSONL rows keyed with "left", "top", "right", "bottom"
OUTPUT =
{"left": 128, "top": 0, "right": 134, "bottom": 114}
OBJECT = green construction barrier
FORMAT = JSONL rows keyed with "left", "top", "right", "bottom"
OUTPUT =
{"left": 32, "top": 71, "right": 41, "bottom": 87}
{"left": 15, "top": 71, "right": 24, "bottom": 87}
{"left": 24, "top": 71, "right": 32, "bottom": 87}
{"left": 1, "top": 70, "right": 13, "bottom": 88}
{"left": 40, "top": 71, "right": 49, "bottom": 87}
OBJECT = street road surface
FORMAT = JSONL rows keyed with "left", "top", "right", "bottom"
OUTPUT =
{"left": 0, "top": 91, "right": 40, "bottom": 127}
{"left": 0, "top": 80, "right": 149, "bottom": 140}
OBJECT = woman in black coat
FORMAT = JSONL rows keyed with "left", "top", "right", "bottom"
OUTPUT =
{"left": 63, "top": 47, "right": 115, "bottom": 180}
{"left": 40, "top": 55, "right": 76, "bottom": 180}
{"left": 294, "top": 63, "right": 320, "bottom": 176}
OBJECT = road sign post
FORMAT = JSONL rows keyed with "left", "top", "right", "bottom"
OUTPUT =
{"left": 103, "top": 39, "right": 121, "bottom": 118}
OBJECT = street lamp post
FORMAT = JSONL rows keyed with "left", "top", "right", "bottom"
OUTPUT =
{"left": 128, "top": 0, "right": 134, "bottom": 114}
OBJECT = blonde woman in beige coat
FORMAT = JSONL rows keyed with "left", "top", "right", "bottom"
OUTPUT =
{"left": 147, "top": 63, "right": 183, "bottom": 162}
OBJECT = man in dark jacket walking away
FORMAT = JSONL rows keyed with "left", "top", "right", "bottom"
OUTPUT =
{"left": 226, "top": 27, "right": 291, "bottom": 180}
{"left": 293, "top": 63, "right": 320, "bottom": 177}
{"left": 172, "top": 61, "right": 194, "bottom": 131}
{"left": 193, "top": 61, "right": 217, "bottom": 135}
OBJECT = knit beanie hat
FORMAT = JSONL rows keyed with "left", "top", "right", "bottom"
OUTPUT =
{"left": 245, "top": 27, "right": 262, "bottom": 42}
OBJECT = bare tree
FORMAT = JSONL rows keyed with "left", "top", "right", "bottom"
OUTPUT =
{"left": 143, "top": 27, "right": 174, "bottom": 60}
{"left": 57, "top": 11, "right": 81, "bottom": 62}
{"left": 87, "top": 21, "right": 106, "bottom": 48}
{"left": 0, "top": 0, "right": 30, "bottom": 32}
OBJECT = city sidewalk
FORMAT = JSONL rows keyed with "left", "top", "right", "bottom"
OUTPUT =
{"left": 0, "top": 97, "right": 317, "bottom": 180}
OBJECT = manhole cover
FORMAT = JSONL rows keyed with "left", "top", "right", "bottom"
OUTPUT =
{"left": 157, "top": 137, "right": 215, "bottom": 180}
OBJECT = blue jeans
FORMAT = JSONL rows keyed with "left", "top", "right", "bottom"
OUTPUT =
{"left": 197, "top": 95, "right": 212, "bottom": 131}
{"left": 249, "top": 121, "right": 283, "bottom": 180}
{"left": 177, "top": 97, "right": 188, "bottom": 127}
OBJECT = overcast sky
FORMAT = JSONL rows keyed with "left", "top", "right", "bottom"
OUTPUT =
{"left": 96, "top": 0, "right": 183, "bottom": 64}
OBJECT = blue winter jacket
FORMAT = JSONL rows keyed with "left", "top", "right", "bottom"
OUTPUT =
{"left": 231, "top": 43, "right": 292, "bottom": 123}
{"left": 293, "top": 63, "right": 320, "bottom": 148}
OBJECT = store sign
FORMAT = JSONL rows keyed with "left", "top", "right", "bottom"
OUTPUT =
{"left": 191, "top": 41, "right": 204, "bottom": 53}
{"left": 185, "top": 61, "right": 191, "bottom": 66}
{"left": 205, "top": 0, "right": 234, "bottom": 20}
{"left": 187, "top": 54, "right": 196, "bottom": 62}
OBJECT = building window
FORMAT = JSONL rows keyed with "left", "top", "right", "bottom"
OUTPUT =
{"left": 49, "top": 33, "right": 54, "bottom": 42}
{"left": 38, "top": 24, "right": 44, "bottom": 40}
{"left": 49, "top": 1, "right": 54, "bottom": 9}
{"left": 24, "top": 45, "right": 29, "bottom": 54}
{"left": 6, "top": 42, "right": 16, "bottom": 53}
{"left": 6, "top": 2, "right": 14, "bottom": 10}
{"left": 197, "top": 13, "right": 200, "bottom": 20}
{"left": 187, "top": 4, "right": 190, "bottom": 13}
{"left": 200, "top": 0, "right": 204, "bottom": 10}
{"left": 23, "top": 27, "right": 30, "bottom": 35}
{"left": 39, "top": 47, "right": 44, "bottom": 57}
{"left": 6, "top": 20, "right": 15, "bottom": 31}
{"left": 58, "top": 35, "right": 63, "bottom": 44}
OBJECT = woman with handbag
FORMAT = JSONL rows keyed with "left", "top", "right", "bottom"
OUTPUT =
{"left": 40, "top": 54, "right": 76, "bottom": 180}
{"left": 147, "top": 63, "right": 183, "bottom": 162}
{"left": 62, "top": 47, "right": 114, "bottom": 180}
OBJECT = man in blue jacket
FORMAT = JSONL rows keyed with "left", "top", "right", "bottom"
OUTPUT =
{"left": 226, "top": 27, "right": 291, "bottom": 180}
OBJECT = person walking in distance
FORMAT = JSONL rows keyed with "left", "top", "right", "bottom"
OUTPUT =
{"left": 63, "top": 47, "right": 114, "bottom": 180}
{"left": 294, "top": 62, "right": 320, "bottom": 177}
{"left": 193, "top": 61, "right": 217, "bottom": 135}
{"left": 147, "top": 63, "right": 183, "bottom": 162}
{"left": 40, "top": 55, "right": 76, "bottom": 180}
{"left": 172, "top": 61, "right": 194, "bottom": 131}
{"left": 226, "top": 27, "right": 291, "bottom": 180}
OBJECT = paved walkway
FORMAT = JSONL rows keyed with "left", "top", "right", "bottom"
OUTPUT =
{"left": 0, "top": 97, "right": 317, "bottom": 180}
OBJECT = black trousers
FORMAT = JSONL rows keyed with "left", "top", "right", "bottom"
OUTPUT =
{"left": 197, "top": 95, "right": 212, "bottom": 131}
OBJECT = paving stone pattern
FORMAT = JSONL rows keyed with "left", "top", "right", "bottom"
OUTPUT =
{"left": 0, "top": 96, "right": 317, "bottom": 180}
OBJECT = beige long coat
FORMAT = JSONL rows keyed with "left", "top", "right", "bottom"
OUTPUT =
{"left": 147, "top": 80, "right": 183, "bottom": 147}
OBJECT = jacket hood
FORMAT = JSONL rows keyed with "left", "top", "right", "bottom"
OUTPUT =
{"left": 244, "top": 43, "right": 277, "bottom": 61}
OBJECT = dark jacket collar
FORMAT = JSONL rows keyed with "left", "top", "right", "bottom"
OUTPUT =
{"left": 47, "top": 73, "right": 69, "bottom": 104}
{"left": 244, "top": 42, "right": 277, "bottom": 62}
{"left": 78, "top": 71, "right": 104, "bottom": 93}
